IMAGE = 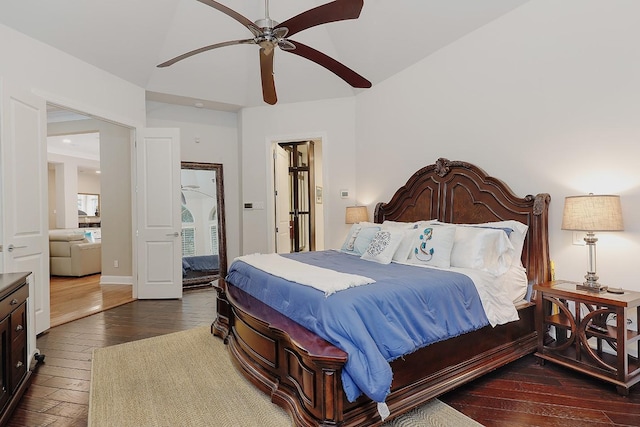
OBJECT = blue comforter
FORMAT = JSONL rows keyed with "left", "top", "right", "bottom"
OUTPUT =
{"left": 226, "top": 250, "right": 489, "bottom": 403}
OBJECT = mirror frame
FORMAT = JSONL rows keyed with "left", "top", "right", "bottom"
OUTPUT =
{"left": 181, "top": 161, "right": 227, "bottom": 278}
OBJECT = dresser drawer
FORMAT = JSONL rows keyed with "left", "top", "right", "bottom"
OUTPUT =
{"left": 10, "top": 303, "right": 26, "bottom": 344}
{"left": 10, "top": 337, "right": 27, "bottom": 393}
{"left": 0, "top": 284, "right": 27, "bottom": 321}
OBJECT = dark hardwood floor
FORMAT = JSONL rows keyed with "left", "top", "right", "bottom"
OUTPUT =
{"left": 440, "top": 356, "right": 640, "bottom": 426}
{"left": 6, "top": 287, "right": 639, "bottom": 426}
{"left": 7, "top": 287, "right": 216, "bottom": 427}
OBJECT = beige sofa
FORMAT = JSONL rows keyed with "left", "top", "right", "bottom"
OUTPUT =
{"left": 49, "top": 230, "right": 101, "bottom": 277}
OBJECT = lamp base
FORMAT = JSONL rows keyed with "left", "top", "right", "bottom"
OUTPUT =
{"left": 576, "top": 283, "right": 608, "bottom": 293}
{"left": 577, "top": 271, "right": 607, "bottom": 293}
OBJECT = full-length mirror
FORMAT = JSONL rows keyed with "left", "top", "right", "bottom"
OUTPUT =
{"left": 180, "top": 162, "right": 227, "bottom": 288}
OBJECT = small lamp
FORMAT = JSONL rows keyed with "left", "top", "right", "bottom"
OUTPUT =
{"left": 345, "top": 206, "right": 368, "bottom": 224}
{"left": 561, "top": 194, "right": 624, "bottom": 292}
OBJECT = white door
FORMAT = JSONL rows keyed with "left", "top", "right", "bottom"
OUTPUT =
{"left": 274, "top": 145, "right": 291, "bottom": 253}
{"left": 0, "top": 83, "right": 50, "bottom": 337}
{"left": 135, "top": 128, "right": 182, "bottom": 299}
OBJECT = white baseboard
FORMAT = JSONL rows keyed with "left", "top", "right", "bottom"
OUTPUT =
{"left": 100, "top": 275, "right": 133, "bottom": 285}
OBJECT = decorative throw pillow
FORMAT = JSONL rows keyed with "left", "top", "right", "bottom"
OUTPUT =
{"left": 341, "top": 224, "right": 381, "bottom": 256}
{"left": 406, "top": 223, "right": 456, "bottom": 268}
{"left": 361, "top": 229, "right": 406, "bottom": 264}
{"left": 340, "top": 224, "right": 362, "bottom": 252}
{"left": 353, "top": 226, "right": 382, "bottom": 255}
{"left": 450, "top": 226, "right": 515, "bottom": 275}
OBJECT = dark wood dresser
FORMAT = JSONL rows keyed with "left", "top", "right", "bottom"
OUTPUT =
{"left": 0, "top": 272, "right": 31, "bottom": 426}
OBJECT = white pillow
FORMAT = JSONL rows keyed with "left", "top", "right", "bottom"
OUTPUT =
{"left": 392, "top": 227, "right": 419, "bottom": 262}
{"left": 470, "top": 220, "right": 528, "bottom": 267}
{"left": 450, "top": 226, "right": 515, "bottom": 276}
{"left": 380, "top": 221, "right": 423, "bottom": 262}
{"left": 382, "top": 220, "right": 419, "bottom": 229}
{"left": 497, "top": 264, "right": 529, "bottom": 303}
{"left": 406, "top": 223, "right": 456, "bottom": 268}
{"left": 361, "top": 229, "right": 406, "bottom": 264}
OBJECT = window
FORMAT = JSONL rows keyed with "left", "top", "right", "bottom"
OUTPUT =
{"left": 181, "top": 206, "right": 195, "bottom": 257}
{"left": 209, "top": 206, "right": 218, "bottom": 255}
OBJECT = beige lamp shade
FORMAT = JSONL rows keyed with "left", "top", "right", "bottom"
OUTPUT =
{"left": 345, "top": 206, "right": 368, "bottom": 224}
{"left": 561, "top": 194, "right": 624, "bottom": 232}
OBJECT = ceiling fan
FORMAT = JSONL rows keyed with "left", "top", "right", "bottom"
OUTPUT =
{"left": 158, "top": 0, "right": 372, "bottom": 105}
{"left": 181, "top": 184, "right": 199, "bottom": 205}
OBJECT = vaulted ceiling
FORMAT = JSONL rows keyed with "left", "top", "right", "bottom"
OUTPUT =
{"left": 0, "top": 0, "right": 529, "bottom": 110}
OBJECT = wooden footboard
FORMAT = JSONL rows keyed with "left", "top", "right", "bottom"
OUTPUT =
{"left": 214, "top": 281, "right": 536, "bottom": 426}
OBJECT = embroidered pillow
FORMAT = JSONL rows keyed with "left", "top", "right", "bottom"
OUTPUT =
{"left": 340, "top": 224, "right": 362, "bottom": 252}
{"left": 406, "top": 223, "right": 456, "bottom": 268}
{"left": 361, "top": 229, "right": 406, "bottom": 264}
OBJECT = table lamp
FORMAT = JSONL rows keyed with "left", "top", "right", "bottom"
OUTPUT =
{"left": 561, "top": 194, "right": 623, "bottom": 292}
{"left": 345, "top": 206, "right": 368, "bottom": 224}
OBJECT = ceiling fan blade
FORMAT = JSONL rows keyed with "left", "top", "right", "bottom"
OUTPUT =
{"left": 157, "top": 39, "right": 255, "bottom": 67}
{"left": 284, "top": 40, "right": 371, "bottom": 88}
{"left": 275, "top": 0, "right": 364, "bottom": 37}
{"left": 197, "top": 0, "right": 262, "bottom": 36}
{"left": 259, "top": 48, "right": 277, "bottom": 105}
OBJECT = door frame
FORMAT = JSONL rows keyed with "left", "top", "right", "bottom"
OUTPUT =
{"left": 35, "top": 92, "right": 143, "bottom": 300}
{"left": 266, "top": 133, "right": 326, "bottom": 253}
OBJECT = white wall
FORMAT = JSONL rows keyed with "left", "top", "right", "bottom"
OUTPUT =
{"left": 239, "top": 97, "right": 358, "bottom": 254}
{"left": 145, "top": 101, "right": 241, "bottom": 261}
{"left": 0, "top": 24, "right": 145, "bottom": 127}
{"left": 1, "top": 24, "right": 145, "bottom": 279}
{"left": 355, "top": 0, "right": 640, "bottom": 291}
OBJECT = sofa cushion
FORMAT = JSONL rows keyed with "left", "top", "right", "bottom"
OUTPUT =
{"left": 49, "top": 229, "right": 101, "bottom": 276}
{"left": 49, "top": 230, "right": 86, "bottom": 242}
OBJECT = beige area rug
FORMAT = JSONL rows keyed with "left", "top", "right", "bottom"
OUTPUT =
{"left": 89, "top": 326, "right": 483, "bottom": 427}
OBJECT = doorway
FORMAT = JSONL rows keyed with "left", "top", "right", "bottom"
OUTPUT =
{"left": 273, "top": 139, "right": 324, "bottom": 253}
{"left": 46, "top": 104, "right": 134, "bottom": 325}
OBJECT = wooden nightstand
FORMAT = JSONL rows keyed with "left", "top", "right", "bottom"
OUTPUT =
{"left": 534, "top": 280, "right": 640, "bottom": 395}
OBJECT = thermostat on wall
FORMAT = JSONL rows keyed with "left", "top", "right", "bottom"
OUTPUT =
{"left": 340, "top": 190, "right": 349, "bottom": 198}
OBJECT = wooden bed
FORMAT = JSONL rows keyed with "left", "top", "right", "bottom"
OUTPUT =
{"left": 212, "top": 158, "right": 551, "bottom": 426}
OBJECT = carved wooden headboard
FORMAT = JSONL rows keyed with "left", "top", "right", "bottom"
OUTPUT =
{"left": 373, "top": 158, "right": 551, "bottom": 285}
